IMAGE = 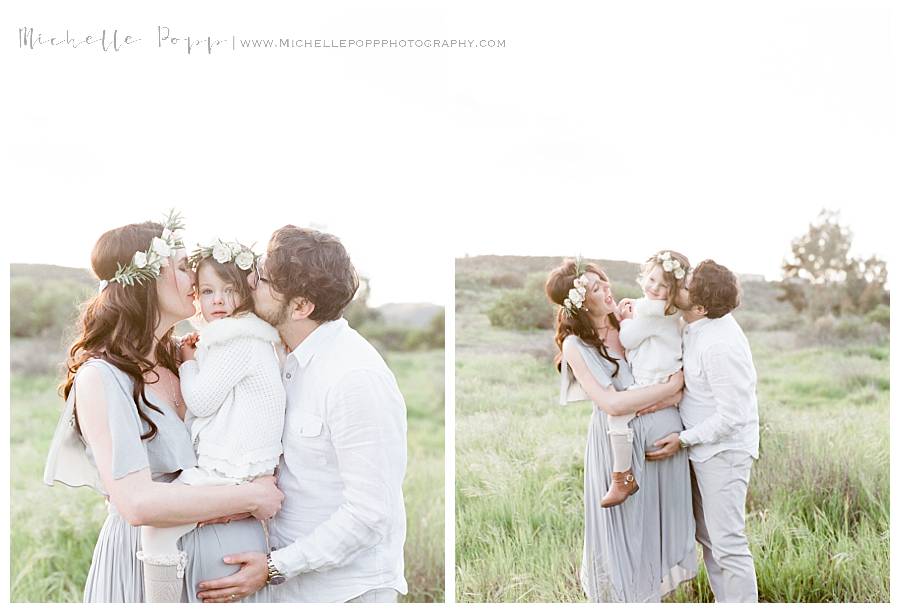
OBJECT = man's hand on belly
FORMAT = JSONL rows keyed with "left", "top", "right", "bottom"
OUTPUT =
{"left": 196, "top": 551, "right": 268, "bottom": 602}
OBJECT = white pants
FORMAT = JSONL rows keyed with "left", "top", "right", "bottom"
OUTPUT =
{"left": 690, "top": 450, "right": 758, "bottom": 602}
{"left": 347, "top": 588, "right": 399, "bottom": 603}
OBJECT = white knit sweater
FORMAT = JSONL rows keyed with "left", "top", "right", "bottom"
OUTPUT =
{"left": 618, "top": 297, "right": 683, "bottom": 387}
{"left": 178, "top": 313, "right": 286, "bottom": 480}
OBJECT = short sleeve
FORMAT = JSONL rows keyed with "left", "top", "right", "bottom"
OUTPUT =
{"left": 92, "top": 363, "right": 152, "bottom": 480}
{"left": 560, "top": 336, "right": 615, "bottom": 404}
{"left": 43, "top": 360, "right": 150, "bottom": 494}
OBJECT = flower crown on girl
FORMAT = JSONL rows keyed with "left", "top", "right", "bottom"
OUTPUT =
{"left": 562, "top": 256, "right": 590, "bottom": 318}
{"left": 188, "top": 240, "right": 257, "bottom": 272}
{"left": 97, "top": 210, "right": 185, "bottom": 292}
{"left": 649, "top": 251, "right": 689, "bottom": 281}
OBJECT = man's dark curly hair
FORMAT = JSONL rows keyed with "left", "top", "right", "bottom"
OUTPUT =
{"left": 688, "top": 259, "right": 741, "bottom": 319}
{"left": 266, "top": 225, "right": 359, "bottom": 322}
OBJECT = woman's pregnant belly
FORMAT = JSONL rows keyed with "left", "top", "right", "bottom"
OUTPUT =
{"left": 632, "top": 406, "right": 684, "bottom": 452}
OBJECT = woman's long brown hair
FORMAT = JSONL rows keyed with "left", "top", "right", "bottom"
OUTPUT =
{"left": 61, "top": 222, "right": 180, "bottom": 441}
{"left": 545, "top": 259, "right": 620, "bottom": 378}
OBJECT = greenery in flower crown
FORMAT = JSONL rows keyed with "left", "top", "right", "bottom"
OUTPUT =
{"left": 188, "top": 239, "right": 258, "bottom": 272}
{"left": 101, "top": 209, "right": 186, "bottom": 289}
{"left": 562, "top": 254, "right": 589, "bottom": 318}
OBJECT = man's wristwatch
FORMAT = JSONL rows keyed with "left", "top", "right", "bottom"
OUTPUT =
{"left": 266, "top": 553, "right": 286, "bottom": 585}
{"left": 678, "top": 433, "right": 690, "bottom": 449}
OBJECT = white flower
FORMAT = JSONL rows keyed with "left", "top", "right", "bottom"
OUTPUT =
{"left": 151, "top": 236, "right": 171, "bottom": 258}
{"left": 235, "top": 250, "right": 255, "bottom": 271}
{"left": 98, "top": 279, "right": 109, "bottom": 293}
{"left": 230, "top": 242, "right": 243, "bottom": 257}
{"left": 660, "top": 251, "right": 672, "bottom": 261}
{"left": 212, "top": 242, "right": 232, "bottom": 264}
{"left": 573, "top": 277, "right": 583, "bottom": 289}
{"left": 674, "top": 268, "right": 685, "bottom": 280}
{"left": 161, "top": 228, "right": 172, "bottom": 240}
{"left": 568, "top": 288, "right": 583, "bottom": 306}
{"left": 132, "top": 251, "right": 148, "bottom": 268}
{"left": 662, "top": 259, "right": 674, "bottom": 272}
{"left": 564, "top": 298, "right": 572, "bottom": 310}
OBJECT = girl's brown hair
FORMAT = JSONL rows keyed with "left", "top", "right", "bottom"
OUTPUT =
{"left": 195, "top": 257, "right": 255, "bottom": 318}
{"left": 638, "top": 250, "right": 692, "bottom": 315}
{"left": 545, "top": 258, "right": 620, "bottom": 377}
{"left": 61, "top": 222, "right": 179, "bottom": 441}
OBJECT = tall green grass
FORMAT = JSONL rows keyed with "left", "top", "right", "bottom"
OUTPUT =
{"left": 10, "top": 350, "right": 444, "bottom": 603}
{"left": 455, "top": 296, "right": 889, "bottom": 602}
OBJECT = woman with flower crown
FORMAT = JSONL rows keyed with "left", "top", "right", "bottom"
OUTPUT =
{"left": 43, "top": 214, "right": 284, "bottom": 603}
{"left": 545, "top": 258, "right": 696, "bottom": 602}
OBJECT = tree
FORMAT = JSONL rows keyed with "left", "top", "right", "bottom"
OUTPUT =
{"left": 779, "top": 209, "right": 888, "bottom": 317}
{"left": 343, "top": 276, "right": 383, "bottom": 328}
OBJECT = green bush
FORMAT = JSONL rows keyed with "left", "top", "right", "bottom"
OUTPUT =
{"left": 865, "top": 304, "right": 889, "bottom": 328}
{"left": 489, "top": 273, "right": 524, "bottom": 289}
{"left": 487, "top": 287, "right": 554, "bottom": 331}
{"left": 611, "top": 281, "right": 642, "bottom": 300}
{"left": 10, "top": 278, "right": 91, "bottom": 338}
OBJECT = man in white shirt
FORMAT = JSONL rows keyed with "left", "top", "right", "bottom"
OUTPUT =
{"left": 646, "top": 260, "right": 759, "bottom": 602}
{"left": 196, "top": 226, "right": 408, "bottom": 603}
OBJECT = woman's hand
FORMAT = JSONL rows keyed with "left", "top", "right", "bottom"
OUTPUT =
{"left": 245, "top": 475, "right": 284, "bottom": 520}
{"left": 635, "top": 389, "right": 682, "bottom": 417}
{"left": 197, "top": 512, "right": 253, "bottom": 528}
{"left": 666, "top": 370, "right": 684, "bottom": 393}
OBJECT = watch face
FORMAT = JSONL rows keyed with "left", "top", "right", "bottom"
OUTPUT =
{"left": 270, "top": 575, "right": 286, "bottom": 585}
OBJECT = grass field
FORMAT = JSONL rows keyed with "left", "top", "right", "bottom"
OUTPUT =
{"left": 10, "top": 347, "right": 445, "bottom": 603}
{"left": 455, "top": 265, "right": 889, "bottom": 603}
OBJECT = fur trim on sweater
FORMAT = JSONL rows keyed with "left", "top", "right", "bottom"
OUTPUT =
{"left": 197, "top": 313, "right": 281, "bottom": 349}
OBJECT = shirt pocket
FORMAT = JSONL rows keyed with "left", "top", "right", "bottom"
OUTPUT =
{"left": 296, "top": 414, "right": 329, "bottom": 467}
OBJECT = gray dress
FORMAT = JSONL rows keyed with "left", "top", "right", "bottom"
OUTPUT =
{"left": 43, "top": 359, "right": 269, "bottom": 603}
{"left": 561, "top": 336, "right": 697, "bottom": 602}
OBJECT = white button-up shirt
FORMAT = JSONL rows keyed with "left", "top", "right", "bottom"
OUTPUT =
{"left": 679, "top": 313, "right": 760, "bottom": 463}
{"left": 269, "top": 318, "right": 408, "bottom": 603}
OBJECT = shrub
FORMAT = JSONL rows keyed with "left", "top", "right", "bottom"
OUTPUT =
{"left": 487, "top": 289, "right": 554, "bottom": 330}
{"left": 10, "top": 278, "right": 91, "bottom": 338}
{"left": 611, "top": 282, "right": 642, "bottom": 301}
{"left": 489, "top": 273, "right": 523, "bottom": 289}
{"left": 865, "top": 304, "right": 889, "bottom": 328}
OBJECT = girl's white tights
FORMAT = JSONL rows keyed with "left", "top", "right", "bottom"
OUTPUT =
{"left": 137, "top": 522, "right": 196, "bottom": 603}
{"left": 606, "top": 412, "right": 636, "bottom": 472}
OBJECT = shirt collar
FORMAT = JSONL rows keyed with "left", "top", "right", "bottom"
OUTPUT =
{"left": 288, "top": 318, "right": 348, "bottom": 368}
{"left": 683, "top": 315, "right": 712, "bottom": 334}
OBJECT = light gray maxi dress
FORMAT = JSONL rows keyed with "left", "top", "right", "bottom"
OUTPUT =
{"left": 561, "top": 336, "right": 697, "bottom": 602}
{"left": 43, "top": 358, "right": 269, "bottom": 603}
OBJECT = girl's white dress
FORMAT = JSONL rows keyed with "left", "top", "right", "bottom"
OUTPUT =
{"left": 178, "top": 312, "right": 286, "bottom": 485}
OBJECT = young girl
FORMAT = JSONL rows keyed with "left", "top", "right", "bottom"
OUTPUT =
{"left": 136, "top": 241, "right": 286, "bottom": 602}
{"left": 601, "top": 250, "right": 689, "bottom": 508}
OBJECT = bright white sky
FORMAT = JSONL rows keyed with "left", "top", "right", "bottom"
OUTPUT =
{"left": 3, "top": 0, "right": 897, "bottom": 302}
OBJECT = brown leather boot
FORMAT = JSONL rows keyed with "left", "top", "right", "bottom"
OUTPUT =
{"left": 600, "top": 469, "right": 639, "bottom": 508}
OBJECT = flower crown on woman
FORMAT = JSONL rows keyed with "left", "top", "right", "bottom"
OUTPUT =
{"left": 188, "top": 239, "right": 257, "bottom": 272}
{"left": 562, "top": 256, "right": 590, "bottom": 318}
{"left": 97, "top": 210, "right": 185, "bottom": 292}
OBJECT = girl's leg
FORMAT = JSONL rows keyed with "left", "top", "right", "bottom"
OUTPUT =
{"left": 606, "top": 412, "right": 636, "bottom": 472}
{"left": 138, "top": 522, "right": 196, "bottom": 602}
{"left": 603, "top": 412, "right": 638, "bottom": 508}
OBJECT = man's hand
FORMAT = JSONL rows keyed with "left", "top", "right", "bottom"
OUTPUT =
{"left": 196, "top": 551, "right": 268, "bottom": 603}
{"left": 645, "top": 432, "right": 681, "bottom": 461}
